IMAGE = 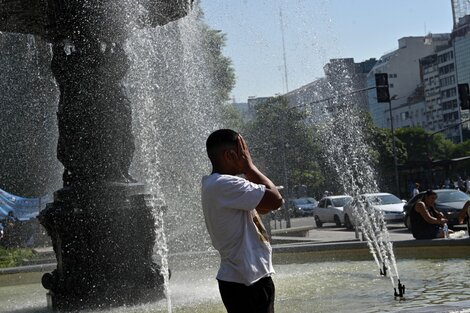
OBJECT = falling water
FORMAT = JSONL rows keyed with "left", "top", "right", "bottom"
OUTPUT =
{"left": 0, "top": 33, "right": 62, "bottom": 197}
{"left": 305, "top": 60, "right": 401, "bottom": 289}
{"left": 124, "top": 2, "right": 223, "bottom": 310}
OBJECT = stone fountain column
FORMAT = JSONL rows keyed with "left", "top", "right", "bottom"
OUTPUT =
{"left": 39, "top": 40, "right": 164, "bottom": 310}
{"left": 1, "top": 0, "right": 192, "bottom": 310}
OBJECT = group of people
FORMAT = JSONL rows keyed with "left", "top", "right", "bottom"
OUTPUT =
{"left": 411, "top": 176, "right": 470, "bottom": 198}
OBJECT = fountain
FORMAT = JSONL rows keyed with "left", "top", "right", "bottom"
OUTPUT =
{"left": 2, "top": 2, "right": 470, "bottom": 313}
{"left": 307, "top": 59, "right": 406, "bottom": 297}
{"left": 0, "top": 0, "right": 193, "bottom": 310}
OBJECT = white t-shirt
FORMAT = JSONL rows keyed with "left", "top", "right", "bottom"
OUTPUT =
{"left": 201, "top": 173, "right": 274, "bottom": 286}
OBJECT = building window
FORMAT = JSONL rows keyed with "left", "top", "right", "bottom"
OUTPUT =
{"left": 439, "top": 63, "right": 455, "bottom": 75}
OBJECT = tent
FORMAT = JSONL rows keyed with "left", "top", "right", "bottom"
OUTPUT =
{"left": 0, "top": 188, "right": 51, "bottom": 221}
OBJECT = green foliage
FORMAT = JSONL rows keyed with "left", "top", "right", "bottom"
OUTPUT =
{"left": 200, "top": 27, "right": 236, "bottom": 104}
{"left": 452, "top": 140, "right": 470, "bottom": 158}
{"left": 395, "top": 127, "right": 455, "bottom": 162}
{"left": 221, "top": 105, "right": 245, "bottom": 133}
{"left": 244, "top": 97, "right": 324, "bottom": 196}
{"left": 0, "top": 247, "right": 33, "bottom": 268}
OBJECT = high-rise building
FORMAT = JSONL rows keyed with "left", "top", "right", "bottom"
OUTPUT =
{"left": 453, "top": 14, "right": 470, "bottom": 134}
{"left": 451, "top": 0, "right": 470, "bottom": 28}
{"left": 413, "top": 14, "right": 470, "bottom": 143}
{"left": 367, "top": 35, "right": 450, "bottom": 129}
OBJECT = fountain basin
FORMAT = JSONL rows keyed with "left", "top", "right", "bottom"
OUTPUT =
{"left": 2, "top": 238, "right": 470, "bottom": 313}
{"left": 273, "top": 237, "right": 470, "bottom": 263}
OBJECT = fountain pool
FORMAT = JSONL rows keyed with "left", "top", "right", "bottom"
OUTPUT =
{"left": 2, "top": 248, "right": 470, "bottom": 313}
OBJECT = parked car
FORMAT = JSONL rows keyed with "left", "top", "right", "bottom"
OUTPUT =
{"left": 403, "top": 189, "right": 470, "bottom": 229}
{"left": 288, "top": 197, "right": 317, "bottom": 217}
{"left": 343, "top": 193, "right": 405, "bottom": 230}
{"left": 313, "top": 195, "right": 352, "bottom": 227}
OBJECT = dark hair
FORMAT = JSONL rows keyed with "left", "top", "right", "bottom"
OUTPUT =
{"left": 206, "top": 129, "right": 238, "bottom": 163}
{"left": 425, "top": 189, "right": 437, "bottom": 196}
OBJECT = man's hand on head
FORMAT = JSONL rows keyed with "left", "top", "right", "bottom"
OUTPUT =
{"left": 236, "top": 135, "right": 254, "bottom": 174}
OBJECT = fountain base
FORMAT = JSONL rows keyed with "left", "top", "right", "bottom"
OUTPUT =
{"left": 38, "top": 183, "right": 165, "bottom": 311}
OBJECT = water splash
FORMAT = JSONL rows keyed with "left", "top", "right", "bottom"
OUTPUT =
{"left": 306, "top": 60, "right": 401, "bottom": 289}
{"left": 124, "top": 2, "right": 224, "bottom": 310}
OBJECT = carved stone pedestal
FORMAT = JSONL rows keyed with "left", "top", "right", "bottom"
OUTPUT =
{"left": 39, "top": 183, "right": 165, "bottom": 311}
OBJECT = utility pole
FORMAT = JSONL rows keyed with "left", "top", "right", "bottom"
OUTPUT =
{"left": 375, "top": 73, "right": 400, "bottom": 196}
{"left": 279, "top": 6, "right": 289, "bottom": 93}
{"left": 388, "top": 98, "right": 401, "bottom": 197}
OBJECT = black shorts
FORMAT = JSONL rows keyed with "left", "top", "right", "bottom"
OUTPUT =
{"left": 218, "top": 276, "right": 275, "bottom": 313}
{"left": 413, "top": 225, "right": 440, "bottom": 240}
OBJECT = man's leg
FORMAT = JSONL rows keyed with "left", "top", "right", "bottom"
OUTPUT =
{"left": 251, "top": 276, "right": 275, "bottom": 313}
{"left": 218, "top": 277, "right": 275, "bottom": 313}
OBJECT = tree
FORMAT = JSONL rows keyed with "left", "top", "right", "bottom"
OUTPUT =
{"left": 452, "top": 140, "right": 470, "bottom": 158}
{"left": 200, "top": 27, "right": 235, "bottom": 104}
{"left": 244, "top": 96, "right": 324, "bottom": 198}
{"left": 221, "top": 104, "right": 246, "bottom": 133}
{"left": 395, "top": 127, "right": 455, "bottom": 163}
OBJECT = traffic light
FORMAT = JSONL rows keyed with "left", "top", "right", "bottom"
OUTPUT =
{"left": 375, "top": 73, "right": 390, "bottom": 103}
{"left": 458, "top": 83, "right": 470, "bottom": 110}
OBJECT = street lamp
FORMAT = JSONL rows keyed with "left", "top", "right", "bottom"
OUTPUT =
{"left": 375, "top": 73, "right": 400, "bottom": 196}
{"left": 388, "top": 95, "right": 401, "bottom": 197}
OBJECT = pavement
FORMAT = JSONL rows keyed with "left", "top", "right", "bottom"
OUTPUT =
{"left": 269, "top": 216, "right": 470, "bottom": 260}
{"left": 270, "top": 216, "right": 416, "bottom": 243}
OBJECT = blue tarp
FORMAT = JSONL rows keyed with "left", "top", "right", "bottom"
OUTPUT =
{"left": 0, "top": 188, "right": 51, "bottom": 221}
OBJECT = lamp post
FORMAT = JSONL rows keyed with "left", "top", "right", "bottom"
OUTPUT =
{"left": 375, "top": 73, "right": 400, "bottom": 196}
{"left": 281, "top": 142, "right": 291, "bottom": 228}
{"left": 388, "top": 95, "right": 401, "bottom": 197}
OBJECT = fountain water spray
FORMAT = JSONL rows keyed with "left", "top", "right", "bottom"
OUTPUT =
{"left": 306, "top": 60, "right": 404, "bottom": 298}
{"left": 127, "top": 3, "right": 227, "bottom": 311}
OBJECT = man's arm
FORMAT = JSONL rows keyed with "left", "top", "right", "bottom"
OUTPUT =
{"left": 236, "top": 136, "right": 283, "bottom": 214}
{"left": 458, "top": 200, "right": 470, "bottom": 224}
{"left": 245, "top": 165, "right": 283, "bottom": 214}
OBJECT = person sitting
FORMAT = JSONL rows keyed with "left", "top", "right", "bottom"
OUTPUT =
{"left": 458, "top": 200, "right": 469, "bottom": 226}
{"left": 410, "top": 190, "right": 450, "bottom": 239}
{"left": 4, "top": 211, "right": 18, "bottom": 227}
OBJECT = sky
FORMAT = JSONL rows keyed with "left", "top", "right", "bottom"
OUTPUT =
{"left": 200, "top": 0, "right": 454, "bottom": 102}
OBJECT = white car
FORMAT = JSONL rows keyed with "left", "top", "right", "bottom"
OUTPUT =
{"left": 343, "top": 193, "right": 405, "bottom": 230}
{"left": 313, "top": 195, "right": 352, "bottom": 227}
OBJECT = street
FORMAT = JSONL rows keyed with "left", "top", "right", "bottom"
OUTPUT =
{"left": 270, "top": 216, "right": 416, "bottom": 243}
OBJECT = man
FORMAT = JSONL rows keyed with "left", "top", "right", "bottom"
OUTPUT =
{"left": 201, "top": 129, "right": 283, "bottom": 313}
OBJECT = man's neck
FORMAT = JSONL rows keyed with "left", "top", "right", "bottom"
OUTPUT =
{"left": 211, "top": 166, "right": 237, "bottom": 176}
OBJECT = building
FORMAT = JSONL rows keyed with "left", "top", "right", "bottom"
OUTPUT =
{"left": 453, "top": 15, "right": 470, "bottom": 132}
{"left": 451, "top": 0, "right": 470, "bottom": 28}
{"left": 367, "top": 35, "right": 450, "bottom": 129}
{"left": 420, "top": 54, "right": 441, "bottom": 132}
{"left": 280, "top": 58, "right": 376, "bottom": 120}
{"left": 416, "top": 14, "right": 470, "bottom": 142}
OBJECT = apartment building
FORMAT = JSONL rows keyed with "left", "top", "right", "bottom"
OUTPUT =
{"left": 367, "top": 35, "right": 450, "bottom": 129}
